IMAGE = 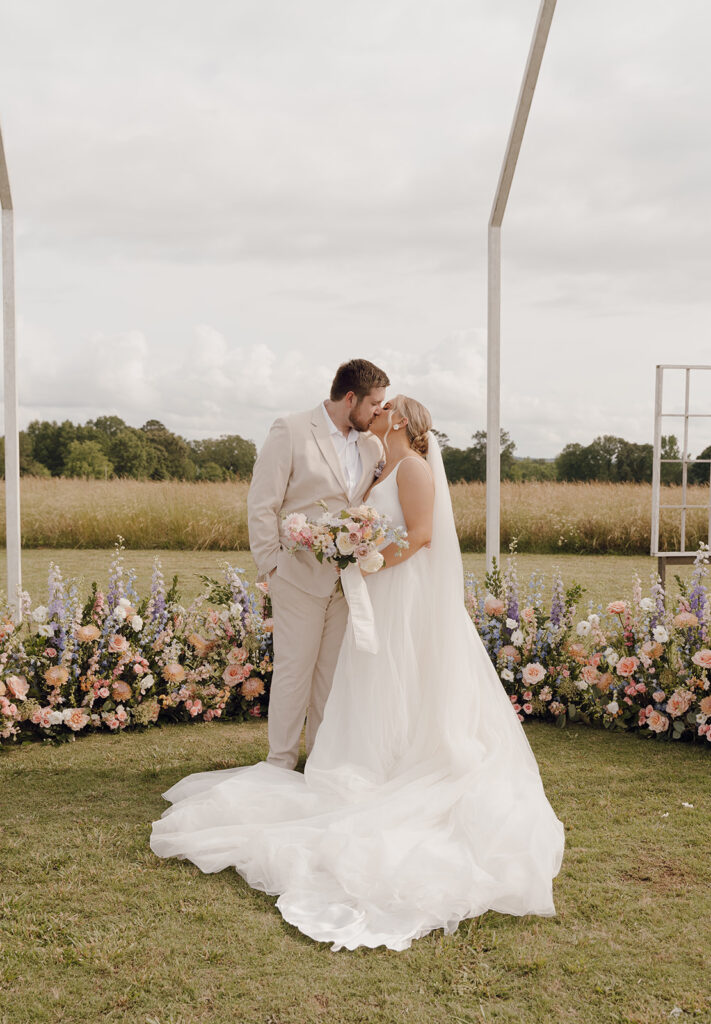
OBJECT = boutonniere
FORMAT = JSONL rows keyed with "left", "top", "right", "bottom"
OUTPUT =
{"left": 373, "top": 459, "right": 386, "bottom": 479}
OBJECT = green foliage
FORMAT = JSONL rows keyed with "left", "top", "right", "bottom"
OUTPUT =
{"left": 484, "top": 556, "right": 504, "bottom": 598}
{"left": 689, "top": 444, "right": 711, "bottom": 486}
{"left": 442, "top": 429, "right": 516, "bottom": 483}
{"left": 63, "top": 440, "right": 114, "bottom": 479}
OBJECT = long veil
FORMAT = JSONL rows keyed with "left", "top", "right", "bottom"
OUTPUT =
{"left": 422, "top": 431, "right": 544, "bottom": 779}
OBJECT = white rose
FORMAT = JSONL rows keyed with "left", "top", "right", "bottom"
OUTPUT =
{"left": 358, "top": 548, "right": 384, "bottom": 574}
{"left": 587, "top": 613, "right": 600, "bottom": 627}
{"left": 114, "top": 605, "right": 127, "bottom": 622}
{"left": 501, "top": 668, "right": 514, "bottom": 682}
{"left": 31, "top": 605, "right": 49, "bottom": 624}
{"left": 605, "top": 701, "right": 619, "bottom": 715}
{"left": 640, "top": 598, "right": 654, "bottom": 612}
{"left": 131, "top": 615, "right": 143, "bottom": 632}
{"left": 576, "top": 621, "right": 591, "bottom": 636}
{"left": 604, "top": 648, "right": 619, "bottom": 667}
{"left": 510, "top": 629, "right": 524, "bottom": 647}
{"left": 140, "top": 674, "right": 155, "bottom": 694}
{"left": 48, "top": 710, "right": 63, "bottom": 725}
{"left": 336, "top": 532, "right": 356, "bottom": 556}
{"left": 38, "top": 624, "right": 55, "bottom": 638}
{"left": 505, "top": 618, "right": 518, "bottom": 630}
{"left": 653, "top": 626, "right": 669, "bottom": 644}
{"left": 118, "top": 597, "right": 132, "bottom": 609}
{"left": 575, "top": 679, "right": 589, "bottom": 690}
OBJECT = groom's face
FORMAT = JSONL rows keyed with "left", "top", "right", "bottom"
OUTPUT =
{"left": 348, "top": 387, "right": 386, "bottom": 432}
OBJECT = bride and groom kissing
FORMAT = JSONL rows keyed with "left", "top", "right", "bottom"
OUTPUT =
{"left": 150, "top": 358, "right": 565, "bottom": 952}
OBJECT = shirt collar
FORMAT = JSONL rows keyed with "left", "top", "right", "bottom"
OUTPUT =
{"left": 322, "top": 402, "right": 359, "bottom": 444}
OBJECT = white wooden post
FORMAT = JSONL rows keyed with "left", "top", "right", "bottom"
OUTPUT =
{"left": 0, "top": 124, "right": 22, "bottom": 619}
{"left": 486, "top": 0, "right": 557, "bottom": 568}
{"left": 650, "top": 364, "right": 663, "bottom": 556}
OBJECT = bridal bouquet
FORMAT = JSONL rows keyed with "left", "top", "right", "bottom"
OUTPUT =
{"left": 282, "top": 502, "right": 407, "bottom": 574}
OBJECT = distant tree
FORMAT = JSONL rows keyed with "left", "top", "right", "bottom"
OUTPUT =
{"left": 507, "top": 458, "right": 557, "bottom": 482}
{"left": 188, "top": 434, "right": 257, "bottom": 479}
{"left": 689, "top": 444, "right": 711, "bottom": 485}
{"left": 63, "top": 440, "right": 114, "bottom": 479}
{"left": 108, "top": 428, "right": 157, "bottom": 478}
{"left": 441, "top": 429, "right": 516, "bottom": 483}
{"left": 140, "top": 420, "right": 197, "bottom": 480}
{"left": 24, "top": 420, "right": 75, "bottom": 476}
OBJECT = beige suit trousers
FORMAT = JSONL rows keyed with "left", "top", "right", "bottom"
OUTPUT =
{"left": 267, "top": 572, "right": 349, "bottom": 770}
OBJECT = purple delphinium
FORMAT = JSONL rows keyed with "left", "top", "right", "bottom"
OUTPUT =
{"left": 550, "top": 570, "right": 565, "bottom": 629}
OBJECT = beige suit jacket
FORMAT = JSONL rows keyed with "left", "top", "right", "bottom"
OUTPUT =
{"left": 247, "top": 405, "right": 383, "bottom": 598}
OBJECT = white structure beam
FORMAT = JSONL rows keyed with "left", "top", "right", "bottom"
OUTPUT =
{"left": 0, "top": 123, "right": 22, "bottom": 618}
{"left": 486, "top": 0, "right": 557, "bottom": 568}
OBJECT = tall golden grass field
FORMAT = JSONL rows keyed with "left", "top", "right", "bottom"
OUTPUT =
{"left": 0, "top": 477, "right": 707, "bottom": 553}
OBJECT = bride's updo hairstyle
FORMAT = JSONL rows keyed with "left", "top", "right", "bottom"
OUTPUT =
{"left": 390, "top": 395, "right": 432, "bottom": 456}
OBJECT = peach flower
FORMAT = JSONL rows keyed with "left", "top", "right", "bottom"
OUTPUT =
{"left": 691, "top": 649, "right": 711, "bottom": 670}
{"left": 665, "top": 689, "right": 694, "bottom": 718}
{"left": 615, "top": 656, "right": 639, "bottom": 677}
{"left": 222, "top": 664, "right": 245, "bottom": 687}
{"left": 699, "top": 696, "right": 711, "bottom": 715}
{"left": 162, "top": 663, "right": 186, "bottom": 684}
{"left": 111, "top": 680, "right": 133, "bottom": 703}
{"left": 75, "top": 624, "right": 101, "bottom": 643}
{"left": 522, "top": 663, "right": 546, "bottom": 686}
{"left": 108, "top": 634, "right": 130, "bottom": 654}
{"left": 646, "top": 710, "right": 669, "bottom": 733}
{"left": 241, "top": 677, "right": 265, "bottom": 699}
{"left": 64, "top": 708, "right": 90, "bottom": 732}
{"left": 227, "top": 647, "right": 249, "bottom": 665}
{"left": 641, "top": 640, "right": 664, "bottom": 660}
{"left": 484, "top": 595, "right": 505, "bottom": 617}
{"left": 607, "top": 601, "right": 627, "bottom": 615}
{"left": 596, "top": 671, "right": 615, "bottom": 692}
{"left": 44, "top": 665, "right": 69, "bottom": 687}
{"left": 5, "top": 675, "right": 29, "bottom": 701}
{"left": 497, "top": 645, "right": 521, "bottom": 664}
{"left": 673, "top": 611, "right": 699, "bottom": 629}
{"left": 581, "top": 665, "right": 600, "bottom": 687}
{"left": 187, "top": 633, "right": 215, "bottom": 657}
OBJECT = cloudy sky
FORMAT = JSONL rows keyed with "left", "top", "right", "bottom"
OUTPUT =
{"left": 1, "top": 0, "right": 710, "bottom": 457}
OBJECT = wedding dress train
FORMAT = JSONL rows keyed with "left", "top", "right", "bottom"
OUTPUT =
{"left": 150, "top": 437, "right": 565, "bottom": 951}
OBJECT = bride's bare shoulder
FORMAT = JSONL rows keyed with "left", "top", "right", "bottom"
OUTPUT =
{"left": 396, "top": 455, "right": 434, "bottom": 489}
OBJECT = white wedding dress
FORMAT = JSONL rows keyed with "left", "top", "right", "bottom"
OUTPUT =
{"left": 150, "top": 436, "right": 565, "bottom": 951}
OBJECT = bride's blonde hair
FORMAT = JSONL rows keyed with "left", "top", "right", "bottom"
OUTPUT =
{"left": 389, "top": 395, "right": 432, "bottom": 456}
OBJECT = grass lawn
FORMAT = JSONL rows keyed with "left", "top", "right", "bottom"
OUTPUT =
{"left": 0, "top": 548, "right": 699, "bottom": 609}
{"left": 1, "top": 720, "right": 709, "bottom": 1024}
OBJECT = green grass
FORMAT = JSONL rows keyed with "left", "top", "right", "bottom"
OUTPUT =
{"left": 0, "top": 548, "right": 699, "bottom": 609}
{"left": 1, "top": 720, "right": 710, "bottom": 1024}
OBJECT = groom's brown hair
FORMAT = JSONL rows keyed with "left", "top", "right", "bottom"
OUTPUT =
{"left": 330, "top": 359, "right": 390, "bottom": 401}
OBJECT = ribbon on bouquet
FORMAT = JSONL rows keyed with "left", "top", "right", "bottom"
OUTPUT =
{"left": 340, "top": 561, "right": 379, "bottom": 654}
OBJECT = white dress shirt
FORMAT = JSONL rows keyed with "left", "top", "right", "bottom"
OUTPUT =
{"left": 322, "top": 402, "right": 362, "bottom": 500}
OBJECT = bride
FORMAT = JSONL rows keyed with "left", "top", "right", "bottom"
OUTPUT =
{"left": 150, "top": 396, "right": 565, "bottom": 952}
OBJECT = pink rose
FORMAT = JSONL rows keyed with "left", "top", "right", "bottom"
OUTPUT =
{"left": 652, "top": 690, "right": 666, "bottom": 702}
{"left": 522, "top": 690, "right": 533, "bottom": 701}
{"left": 248, "top": 704, "right": 262, "bottom": 717}
{"left": 108, "top": 634, "right": 130, "bottom": 654}
{"left": 646, "top": 709, "right": 669, "bottom": 733}
{"left": 615, "top": 656, "right": 639, "bottom": 677}
{"left": 5, "top": 675, "right": 29, "bottom": 700}
{"left": 522, "top": 663, "right": 546, "bottom": 686}
{"left": 581, "top": 665, "right": 600, "bottom": 687}
{"left": 665, "top": 689, "right": 694, "bottom": 719}
{"left": 607, "top": 601, "right": 627, "bottom": 615}
{"left": 691, "top": 649, "right": 711, "bottom": 670}
{"left": 222, "top": 664, "right": 245, "bottom": 687}
{"left": 522, "top": 703, "right": 533, "bottom": 715}
{"left": 64, "top": 708, "right": 90, "bottom": 732}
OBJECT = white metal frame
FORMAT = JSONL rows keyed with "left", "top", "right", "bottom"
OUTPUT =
{"left": 651, "top": 364, "right": 711, "bottom": 583}
{"left": 486, "top": 0, "right": 557, "bottom": 568}
{"left": 0, "top": 122, "right": 21, "bottom": 617}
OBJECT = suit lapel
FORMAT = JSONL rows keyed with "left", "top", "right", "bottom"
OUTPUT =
{"left": 311, "top": 406, "right": 349, "bottom": 497}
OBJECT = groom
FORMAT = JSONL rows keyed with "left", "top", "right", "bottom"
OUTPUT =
{"left": 247, "top": 358, "right": 389, "bottom": 770}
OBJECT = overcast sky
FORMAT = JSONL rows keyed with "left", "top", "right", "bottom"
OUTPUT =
{"left": 1, "top": 0, "right": 710, "bottom": 457}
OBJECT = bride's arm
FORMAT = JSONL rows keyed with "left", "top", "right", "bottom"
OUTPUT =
{"left": 375, "top": 459, "right": 434, "bottom": 571}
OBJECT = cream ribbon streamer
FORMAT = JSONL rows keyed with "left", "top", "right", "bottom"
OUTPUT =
{"left": 340, "top": 561, "right": 379, "bottom": 654}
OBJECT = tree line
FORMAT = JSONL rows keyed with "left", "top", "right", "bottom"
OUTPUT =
{"left": 0, "top": 416, "right": 256, "bottom": 481}
{"left": 436, "top": 430, "right": 711, "bottom": 485}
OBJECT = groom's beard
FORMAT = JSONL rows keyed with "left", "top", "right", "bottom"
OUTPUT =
{"left": 348, "top": 406, "right": 374, "bottom": 433}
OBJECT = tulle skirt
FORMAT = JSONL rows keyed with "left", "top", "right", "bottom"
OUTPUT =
{"left": 150, "top": 549, "right": 565, "bottom": 951}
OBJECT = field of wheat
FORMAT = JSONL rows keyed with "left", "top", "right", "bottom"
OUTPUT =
{"left": 0, "top": 477, "right": 708, "bottom": 553}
